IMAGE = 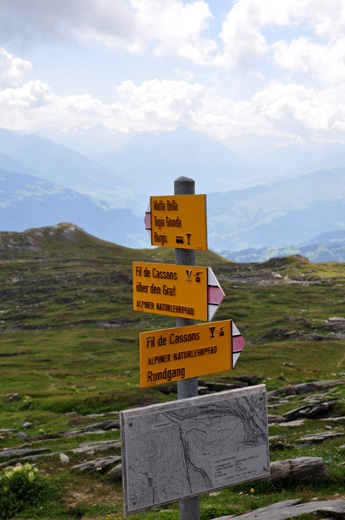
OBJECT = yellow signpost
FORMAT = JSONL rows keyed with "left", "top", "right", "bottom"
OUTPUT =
{"left": 146, "top": 194, "right": 207, "bottom": 250}
{"left": 133, "top": 261, "right": 224, "bottom": 321}
{"left": 133, "top": 261, "right": 208, "bottom": 320}
{"left": 139, "top": 320, "right": 233, "bottom": 387}
{"left": 124, "top": 181, "right": 248, "bottom": 520}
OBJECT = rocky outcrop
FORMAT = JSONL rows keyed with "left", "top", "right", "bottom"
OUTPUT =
{"left": 212, "top": 498, "right": 345, "bottom": 520}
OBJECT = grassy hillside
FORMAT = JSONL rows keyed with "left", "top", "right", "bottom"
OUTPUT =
{"left": 0, "top": 223, "right": 344, "bottom": 519}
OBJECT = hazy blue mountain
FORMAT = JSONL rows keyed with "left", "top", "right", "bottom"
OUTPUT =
{"left": 0, "top": 153, "right": 38, "bottom": 176}
{"left": 307, "top": 230, "right": 345, "bottom": 245}
{"left": 207, "top": 168, "right": 345, "bottom": 252}
{"left": 1, "top": 127, "right": 345, "bottom": 257}
{"left": 221, "top": 230, "right": 345, "bottom": 263}
{"left": 97, "top": 128, "right": 263, "bottom": 199}
{"left": 0, "top": 129, "right": 133, "bottom": 209}
{"left": 255, "top": 142, "right": 345, "bottom": 177}
{"left": 0, "top": 168, "right": 146, "bottom": 248}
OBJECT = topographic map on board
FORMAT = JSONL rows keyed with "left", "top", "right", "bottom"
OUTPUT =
{"left": 121, "top": 385, "right": 270, "bottom": 514}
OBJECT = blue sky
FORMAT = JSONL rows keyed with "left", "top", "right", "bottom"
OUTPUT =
{"left": 1, "top": 0, "right": 345, "bottom": 156}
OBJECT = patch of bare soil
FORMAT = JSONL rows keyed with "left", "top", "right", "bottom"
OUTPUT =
{"left": 62, "top": 478, "right": 123, "bottom": 508}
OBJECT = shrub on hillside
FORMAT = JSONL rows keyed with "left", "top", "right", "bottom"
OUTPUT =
{"left": 0, "top": 463, "right": 50, "bottom": 518}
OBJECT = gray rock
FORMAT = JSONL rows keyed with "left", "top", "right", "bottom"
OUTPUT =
{"left": 212, "top": 499, "right": 345, "bottom": 520}
{"left": 80, "top": 419, "right": 120, "bottom": 432}
{"left": 72, "top": 442, "right": 121, "bottom": 454}
{"left": 268, "top": 380, "right": 345, "bottom": 399}
{"left": 59, "top": 453, "right": 70, "bottom": 463}
{"left": 278, "top": 419, "right": 305, "bottom": 427}
{"left": 268, "top": 414, "right": 286, "bottom": 424}
{"left": 283, "top": 400, "right": 336, "bottom": 420}
{"left": 21, "top": 422, "right": 32, "bottom": 429}
{"left": 269, "top": 440, "right": 293, "bottom": 451}
{"left": 321, "top": 416, "right": 345, "bottom": 422}
{"left": 0, "top": 452, "right": 60, "bottom": 467}
{"left": 298, "top": 432, "right": 344, "bottom": 443}
{"left": 59, "top": 429, "right": 105, "bottom": 436}
{"left": 265, "top": 456, "right": 327, "bottom": 482}
{"left": 72, "top": 455, "right": 122, "bottom": 472}
{"left": 202, "top": 381, "right": 244, "bottom": 391}
{"left": 6, "top": 393, "right": 19, "bottom": 402}
{"left": 15, "top": 432, "right": 29, "bottom": 439}
{"left": 107, "top": 463, "right": 122, "bottom": 479}
{"left": 0, "top": 447, "right": 49, "bottom": 459}
{"left": 78, "top": 439, "right": 120, "bottom": 447}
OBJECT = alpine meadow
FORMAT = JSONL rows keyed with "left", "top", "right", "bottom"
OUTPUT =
{"left": 0, "top": 223, "right": 344, "bottom": 519}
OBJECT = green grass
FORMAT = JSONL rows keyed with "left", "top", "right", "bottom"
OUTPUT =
{"left": 1, "top": 227, "right": 345, "bottom": 518}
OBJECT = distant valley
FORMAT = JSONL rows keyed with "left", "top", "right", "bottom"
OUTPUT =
{"left": 221, "top": 230, "right": 345, "bottom": 263}
{"left": 1, "top": 127, "right": 345, "bottom": 261}
{"left": 0, "top": 167, "right": 146, "bottom": 249}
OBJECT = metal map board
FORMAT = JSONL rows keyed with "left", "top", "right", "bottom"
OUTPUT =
{"left": 121, "top": 385, "right": 270, "bottom": 515}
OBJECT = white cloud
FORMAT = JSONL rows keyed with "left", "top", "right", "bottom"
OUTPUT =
{"left": 273, "top": 37, "right": 345, "bottom": 87}
{"left": 0, "top": 48, "right": 32, "bottom": 86}
{"left": 0, "top": 0, "right": 134, "bottom": 45}
{"left": 216, "top": 0, "right": 345, "bottom": 68}
{"left": 0, "top": 80, "right": 51, "bottom": 108}
{"left": 0, "top": 0, "right": 215, "bottom": 64}
{"left": 2, "top": 75, "right": 345, "bottom": 146}
{"left": 1, "top": 0, "right": 345, "bottom": 72}
{"left": 128, "top": 0, "right": 216, "bottom": 63}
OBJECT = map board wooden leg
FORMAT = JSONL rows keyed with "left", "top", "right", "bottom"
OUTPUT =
{"left": 174, "top": 176, "right": 200, "bottom": 520}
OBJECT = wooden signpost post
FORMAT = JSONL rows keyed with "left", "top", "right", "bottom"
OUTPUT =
{"left": 121, "top": 176, "right": 268, "bottom": 519}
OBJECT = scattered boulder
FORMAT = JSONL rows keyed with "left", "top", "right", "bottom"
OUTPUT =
{"left": 72, "top": 455, "right": 122, "bottom": 472}
{"left": 283, "top": 400, "right": 337, "bottom": 420}
{"left": 265, "top": 457, "right": 328, "bottom": 482}
{"left": 268, "top": 414, "right": 286, "bottom": 424}
{"left": 277, "top": 419, "right": 305, "bottom": 427}
{"left": 107, "top": 463, "right": 122, "bottom": 480}
{"left": 298, "top": 432, "right": 344, "bottom": 443}
{"left": 321, "top": 416, "right": 345, "bottom": 422}
{"left": 0, "top": 428, "right": 15, "bottom": 434}
{"left": 269, "top": 436, "right": 293, "bottom": 451}
{"left": 60, "top": 453, "right": 70, "bottom": 463}
{"left": 15, "top": 431, "right": 30, "bottom": 439}
{"left": 72, "top": 441, "right": 121, "bottom": 454}
{"left": 325, "top": 317, "right": 345, "bottom": 330}
{"left": 6, "top": 393, "right": 19, "bottom": 402}
{"left": 202, "top": 381, "right": 243, "bottom": 392}
{"left": 0, "top": 447, "right": 49, "bottom": 459}
{"left": 212, "top": 498, "right": 345, "bottom": 520}
{"left": 233, "top": 375, "right": 261, "bottom": 385}
{"left": 158, "top": 384, "right": 177, "bottom": 395}
{"left": 80, "top": 419, "right": 119, "bottom": 432}
{"left": 268, "top": 380, "right": 345, "bottom": 399}
{"left": 60, "top": 429, "right": 105, "bottom": 436}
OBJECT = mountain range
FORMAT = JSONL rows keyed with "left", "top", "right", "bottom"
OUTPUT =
{"left": 221, "top": 230, "right": 345, "bottom": 263}
{"left": 0, "top": 167, "right": 146, "bottom": 249}
{"left": 1, "top": 127, "right": 345, "bottom": 260}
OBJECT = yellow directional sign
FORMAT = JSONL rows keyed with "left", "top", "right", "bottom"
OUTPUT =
{"left": 139, "top": 320, "right": 234, "bottom": 387}
{"left": 145, "top": 194, "right": 207, "bottom": 250}
{"left": 133, "top": 262, "right": 225, "bottom": 321}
